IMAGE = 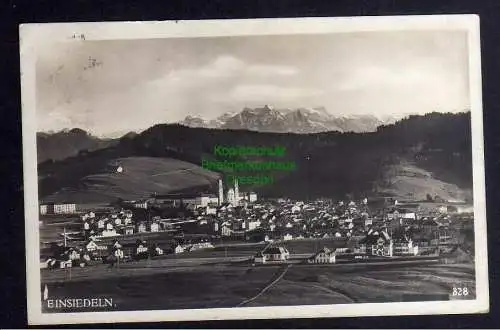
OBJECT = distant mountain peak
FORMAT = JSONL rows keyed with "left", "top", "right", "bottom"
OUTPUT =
{"left": 68, "top": 128, "right": 89, "bottom": 135}
{"left": 178, "top": 106, "right": 399, "bottom": 134}
{"left": 121, "top": 131, "right": 138, "bottom": 139}
{"left": 37, "top": 128, "right": 118, "bottom": 163}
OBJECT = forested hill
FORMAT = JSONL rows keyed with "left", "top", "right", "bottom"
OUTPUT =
{"left": 38, "top": 112, "right": 472, "bottom": 202}
{"left": 37, "top": 128, "right": 117, "bottom": 163}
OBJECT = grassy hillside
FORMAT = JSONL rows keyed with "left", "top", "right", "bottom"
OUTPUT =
{"left": 38, "top": 112, "right": 473, "bottom": 202}
{"left": 41, "top": 157, "right": 221, "bottom": 203}
{"left": 375, "top": 162, "right": 473, "bottom": 201}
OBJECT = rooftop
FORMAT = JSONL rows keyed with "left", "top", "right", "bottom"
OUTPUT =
{"left": 262, "top": 246, "right": 289, "bottom": 255}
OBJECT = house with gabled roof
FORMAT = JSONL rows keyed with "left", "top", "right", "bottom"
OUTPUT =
{"left": 175, "top": 244, "right": 185, "bottom": 254}
{"left": 254, "top": 245, "right": 290, "bottom": 264}
{"left": 359, "top": 230, "right": 393, "bottom": 256}
{"left": 308, "top": 247, "right": 336, "bottom": 264}
{"left": 85, "top": 240, "right": 107, "bottom": 252}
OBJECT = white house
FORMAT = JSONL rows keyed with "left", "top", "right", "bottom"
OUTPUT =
{"left": 101, "top": 229, "right": 119, "bottom": 237}
{"left": 248, "top": 220, "right": 261, "bottom": 231}
{"left": 402, "top": 212, "right": 416, "bottom": 220}
{"left": 85, "top": 241, "right": 107, "bottom": 252}
{"left": 53, "top": 203, "right": 77, "bottom": 214}
{"left": 150, "top": 222, "right": 160, "bottom": 233}
{"left": 191, "top": 242, "right": 214, "bottom": 251}
{"left": 392, "top": 239, "right": 419, "bottom": 256}
{"left": 67, "top": 249, "right": 81, "bottom": 261}
{"left": 114, "top": 249, "right": 124, "bottom": 259}
{"left": 249, "top": 192, "right": 258, "bottom": 202}
{"left": 134, "top": 201, "right": 148, "bottom": 209}
{"left": 175, "top": 245, "right": 185, "bottom": 254}
{"left": 360, "top": 231, "right": 393, "bottom": 257}
{"left": 260, "top": 246, "right": 290, "bottom": 263}
{"left": 335, "top": 247, "right": 350, "bottom": 255}
{"left": 308, "top": 247, "right": 336, "bottom": 264}
{"left": 283, "top": 233, "right": 293, "bottom": 241}
{"left": 86, "top": 241, "right": 98, "bottom": 251}
{"left": 206, "top": 206, "right": 217, "bottom": 215}
{"left": 40, "top": 204, "right": 48, "bottom": 215}
{"left": 124, "top": 226, "right": 134, "bottom": 235}
{"left": 221, "top": 225, "right": 232, "bottom": 237}
{"left": 136, "top": 244, "right": 148, "bottom": 254}
{"left": 59, "top": 260, "right": 73, "bottom": 269}
{"left": 138, "top": 222, "right": 147, "bottom": 233}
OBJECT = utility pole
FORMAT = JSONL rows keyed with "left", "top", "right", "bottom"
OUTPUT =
{"left": 306, "top": 155, "right": 310, "bottom": 202}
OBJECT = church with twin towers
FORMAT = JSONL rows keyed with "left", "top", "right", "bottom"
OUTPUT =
{"left": 218, "top": 178, "right": 257, "bottom": 206}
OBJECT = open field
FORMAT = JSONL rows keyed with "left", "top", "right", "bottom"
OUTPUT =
{"left": 247, "top": 263, "right": 475, "bottom": 306}
{"left": 41, "top": 260, "right": 475, "bottom": 313}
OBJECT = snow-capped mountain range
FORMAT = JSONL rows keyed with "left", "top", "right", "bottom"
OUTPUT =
{"left": 179, "top": 105, "right": 402, "bottom": 134}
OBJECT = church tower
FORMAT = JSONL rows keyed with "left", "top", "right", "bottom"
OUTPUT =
{"left": 227, "top": 188, "right": 235, "bottom": 206}
{"left": 234, "top": 178, "right": 240, "bottom": 203}
{"left": 218, "top": 179, "right": 224, "bottom": 205}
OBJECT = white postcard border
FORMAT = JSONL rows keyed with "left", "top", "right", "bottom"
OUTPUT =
{"left": 20, "top": 15, "right": 489, "bottom": 325}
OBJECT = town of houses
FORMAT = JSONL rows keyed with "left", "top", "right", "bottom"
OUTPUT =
{"left": 40, "top": 178, "right": 474, "bottom": 269}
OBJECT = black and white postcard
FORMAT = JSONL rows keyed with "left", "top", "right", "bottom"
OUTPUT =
{"left": 20, "top": 15, "right": 489, "bottom": 325}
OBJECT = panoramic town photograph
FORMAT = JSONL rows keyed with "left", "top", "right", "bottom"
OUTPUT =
{"left": 31, "top": 22, "right": 480, "bottom": 315}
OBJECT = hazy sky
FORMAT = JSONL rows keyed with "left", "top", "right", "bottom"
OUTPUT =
{"left": 36, "top": 31, "right": 470, "bottom": 137}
